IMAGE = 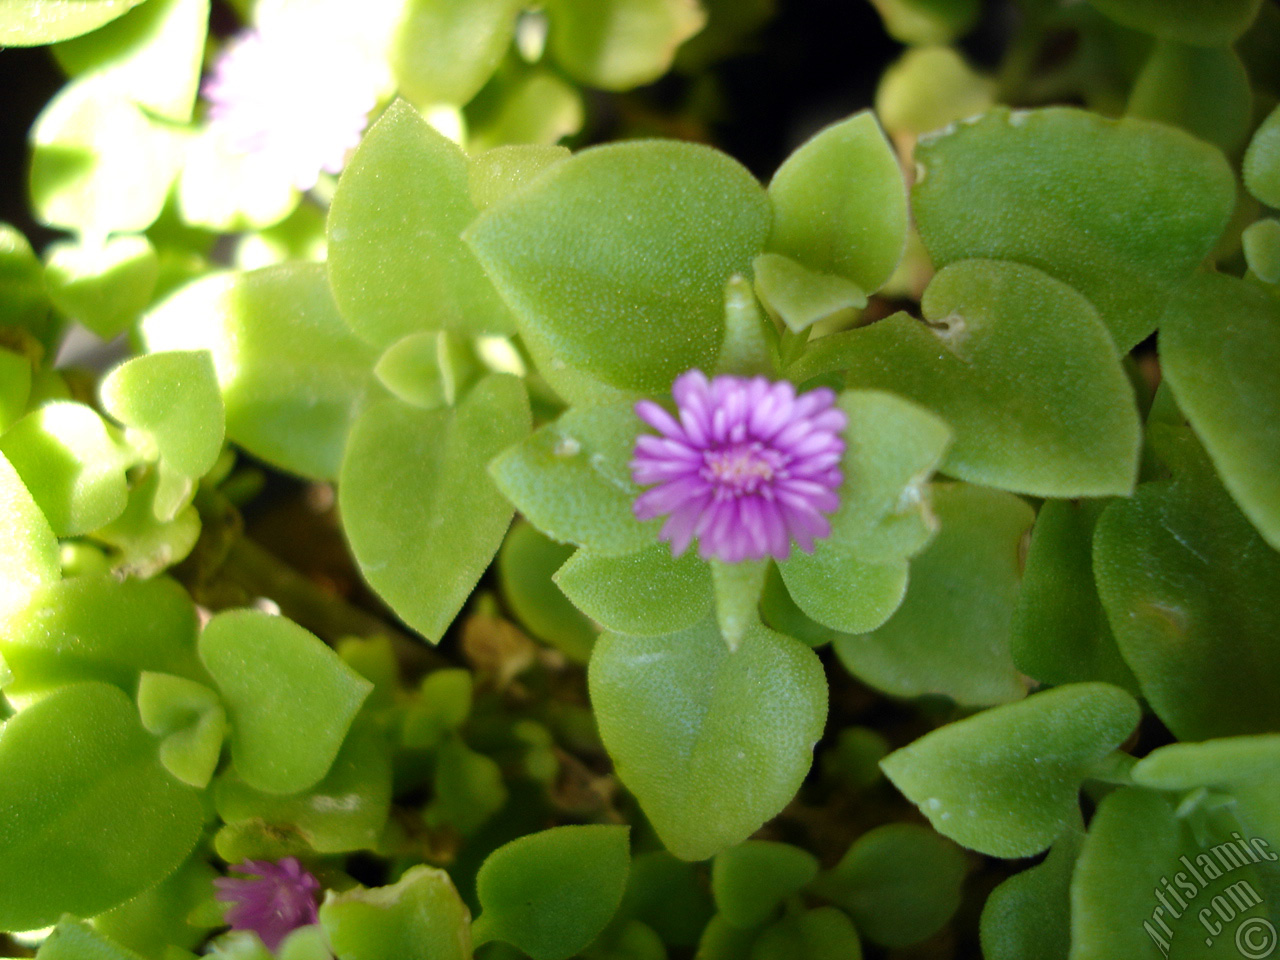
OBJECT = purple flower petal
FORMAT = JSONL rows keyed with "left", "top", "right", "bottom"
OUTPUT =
{"left": 215, "top": 858, "right": 321, "bottom": 951}
{"left": 631, "top": 370, "right": 847, "bottom": 563}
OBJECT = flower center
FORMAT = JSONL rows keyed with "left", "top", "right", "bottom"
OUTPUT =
{"left": 702, "top": 443, "right": 784, "bottom": 495}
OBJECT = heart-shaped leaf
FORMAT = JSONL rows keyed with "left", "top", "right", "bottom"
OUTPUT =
{"left": 881, "top": 682, "right": 1140, "bottom": 857}
{"left": 793, "top": 259, "right": 1140, "bottom": 497}
{"left": 589, "top": 619, "right": 827, "bottom": 861}
{"left": 979, "top": 819, "right": 1083, "bottom": 960}
{"left": 320, "top": 865, "right": 472, "bottom": 960}
{"left": 44, "top": 234, "right": 158, "bottom": 339}
{"left": 711, "top": 841, "right": 819, "bottom": 929}
{"left": 466, "top": 139, "right": 770, "bottom": 393}
{"left": 544, "top": 0, "right": 706, "bottom": 91}
{"left": 340, "top": 376, "right": 531, "bottom": 642}
{"left": 912, "top": 107, "right": 1235, "bottom": 350}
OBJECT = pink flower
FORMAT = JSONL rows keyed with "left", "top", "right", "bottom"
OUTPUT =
{"left": 631, "top": 371, "right": 846, "bottom": 563}
{"left": 214, "top": 858, "right": 321, "bottom": 951}
{"left": 202, "top": 21, "right": 380, "bottom": 191}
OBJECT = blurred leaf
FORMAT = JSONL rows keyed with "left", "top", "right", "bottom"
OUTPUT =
{"left": 0, "top": 223, "right": 58, "bottom": 347}
{"left": 589, "top": 619, "right": 826, "bottom": 860}
{"left": 498, "top": 521, "right": 597, "bottom": 663}
{"left": 0, "top": 682, "right": 204, "bottom": 931}
{"left": 1086, "top": 0, "right": 1263, "bottom": 45}
{"left": 555, "top": 540, "right": 713, "bottom": 637}
{"left": 810, "top": 823, "right": 967, "bottom": 948}
{"left": 466, "top": 61, "right": 585, "bottom": 151}
{"left": 881, "top": 683, "right": 1140, "bottom": 857}
{"left": 912, "top": 107, "right": 1235, "bottom": 350}
{"left": 1159, "top": 272, "right": 1280, "bottom": 550}
{"left": 0, "top": 400, "right": 131, "bottom": 536}
{"left": 328, "top": 100, "right": 515, "bottom": 346}
{"left": 466, "top": 139, "right": 770, "bottom": 393}
{"left": 30, "top": 75, "right": 181, "bottom": 236}
{"left": 53, "top": 0, "right": 210, "bottom": 123}
{"left": 43, "top": 234, "right": 157, "bottom": 339}
{"left": 767, "top": 111, "right": 906, "bottom": 294}
{"left": 200, "top": 609, "right": 373, "bottom": 794}
{"left": 178, "top": 125, "right": 299, "bottom": 232}
{"left": 320, "top": 865, "right": 472, "bottom": 960}
{"left": 1011, "top": 499, "right": 1140, "bottom": 693}
{"left": 877, "top": 47, "right": 995, "bottom": 137}
{"left": 34, "top": 918, "right": 146, "bottom": 960}
{"left": 340, "top": 376, "right": 531, "bottom": 642}
{"left": 392, "top": 0, "right": 521, "bottom": 106}
{"left": 1245, "top": 103, "right": 1280, "bottom": 207}
{"left": 0, "top": 451, "right": 59, "bottom": 617}
{"left": 1127, "top": 41, "right": 1252, "bottom": 153}
{"left": 141, "top": 263, "right": 384, "bottom": 481}
{"left": 834, "top": 483, "right": 1031, "bottom": 706}
{"left": 1094, "top": 452, "right": 1280, "bottom": 739}
{"left": 401, "top": 669, "right": 473, "bottom": 750}
{"left": 979, "top": 819, "right": 1083, "bottom": 960}
{"left": 868, "top": 0, "right": 979, "bottom": 45}
{"left": 215, "top": 717, "right": 392, "bottom": 853}
{"left": 751, "top": 908, "right": 862, "bottom": 960}
{"left": 426, "top": 736, "right": 510, "bottom": 836}
{"left": 711, "top": 841, "right": 818, "bottom": 929}
{"left": 0, "top": 348, "right": 32, "bottom": 431}
{"left": 1243, "top": 218, "right": 1280, "bottom": 283}
{"left": 0, "top": 0, "right": 150, "bottom": 45}
{"left": 618, "top": 850, "right": 715, "bottom": 947}
{"left": 473, "top": 825, "right": 631, "bottom": 960}
{"left": 545, "top": 0, "right": 706, "bottom": 90}
{"left": 794, "top": 260, "right": 1140, "bottom": 497}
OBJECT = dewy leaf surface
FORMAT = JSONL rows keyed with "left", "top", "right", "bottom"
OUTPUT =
{"left": 589, "top": 619, "right": 827, "bottom": 861}
{"left": 881, "top": 683, "right": 1140, "bottom": 857}
{"left": 912, "top": 107, "right": 1235, "bottom": 350}
{"left": 340, "top": 375, "right": 531, "bottom": 642}
{"left": 466, "top": 139, "right": 771, "bottom": 393}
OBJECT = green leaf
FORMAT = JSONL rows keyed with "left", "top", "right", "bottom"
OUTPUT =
{"left": 0, "top": 682, "right": 204, "bottom": 931}
{"left": 466, "top": 62, "right": 585, "bottom": 151}
{"left": 34, "top": 918, "right": 146, "bottom": 960}
{"left": 101, "top": 349, "right": 225, "bottom": 481}
{"left": 0, "top": 0, "right": 149, "bottom": 45}
{"left": 30, "top": 76, "right": 181, "bottom": 236}
{"left": 794, "top": 260, "right": 1140, "bottom": 497}
{"left": 199, "top": 609, "right": 373, "bottom": 794}
{"left": 215, "top": 717, "right": 392, "bottom": 853}
{"left": 779, "top": 540, "right": 907, "bottom": 636}
{"left": 868, "top": 0, "right": 980, "bottom": 45}
{"left": 718, "top": 273, "right": 778, "bottom": 378}
{"left": 1243, "top": 218, "right": 1280, "bottom": 283}
{"left": 1011, "top": 499, "right": 1140, "bottom": 694}
{"left": 0, "top": 451, "right": 59, "bottom": 617}
{"left": 1127, "top": 41, "right": 1252, "bottom": 153}
{"left": 1159, "top": 273, "right": 1280, "bottom": 550}
{"left": 0, "top": 400, "right": 131, "bottom": 536}
{"left": 1094, "top": 456, "right": 1280, "bottom": 739}
{"left": 341, "top": 376, "right": 531, "bottom": 642}
{"left": 554, "top": 541, "right": 713, "bottom": 637}
{"left": 498, "top": 521, "right": 597, "bottom": 663}
{"left": 392, "top": 0, "right": 521, "bottom": 106}
{"left": 137, "top": 672, "right": 226, "bottom": 788}
{"left": 466, "top": 139, "right": 771, "bottom": 394}
{"left": 833, "top": 483, "right": 1032, "bottom": 706}
{"left": 141, "top": 263, "right": 384, "bottom": 481}
{"left": 93, "top": 856, "right": 221, "bottom": 958}
{"left": 0, "top": 223, "right": 58, "bottom": 347}
{"left": 401, "top": 669, "right": 473, "bottom": 750}
{"left": 0, "top": 348, "right": 32, "bottom": 432}
{"left": 474, "top": 825, "right": 632, "bottom": 960}
{"left": 1244, "top": 103, "right": 1280, "bottom": 208}
{"left": 468, "top": 145, "right": 571, "bottom": 212}
{"left": 88, "top": 464, "right": 201, "bottom": 576}
{"left": 589, "top": 619, "right": 827, "bottom": 861}
{"left": 44, "top": 234, "right": 158, "bottom": 339}
{"left": 751, "top": 253, "right": 866, "bottom": 334}
{"left": 766, "top": 111, "right": 907, "bottom": 294}
{"left": 979, "top": 819, "right": 1083, "bottom": 960}
{"left": 320, "top": 865, "right": 473, "bottom": 960}
{"left": 880, "top": 682, "right": 1141, "bottom": 857}
{"left": 618, "top": 850, "right": 715, "bottom": 947}
{"left": 328, "top": 100, "right": 515, "bottom": 346}
{"left": 52, "top": 0, "right": 210, "bottom": 123}
{"left": 544, "top": 0, "right": 706, "bottom": 91}
{"left": 810, "top": 824, "right": 967, "bottom": 948}
{"left": 1086, "top": 0, "right": 1263, "bottom": 45}
{"left": 426, "top": 736, "right": 509, "bottom": 836}
{"left": 711, "top": 841, "right": 818, "bottom": 929}
{"left": 490, "top": 402, "right": 652, "bottom": 555}
{"left": 912, "top": 107, "right": 1236, "bottom": 350}
{"left": 876, "top": 46, "right": 996, "bottom": 137}
{"left": 753, "top": 908, "right": 862, "bottom": 960}
{"left": 709, "top": 558, "right": 766, "bottom": 651}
